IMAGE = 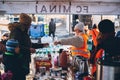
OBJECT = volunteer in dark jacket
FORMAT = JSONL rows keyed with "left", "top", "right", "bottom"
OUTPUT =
{"left": 8, "top": 13, "right": 48, "bottom": 80}
{"left": 91, "top": 19, "right": 120, "bottom": 78}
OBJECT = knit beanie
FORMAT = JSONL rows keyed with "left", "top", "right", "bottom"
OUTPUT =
{"left": 6, "top": 39, "right": 19, "bottom": 53}
{"left": 19, "top": 13, "right": 32, "bottom": 26}
{"left": 74, "top": 22, "right": 85, "bottom": 33}
{"left": 98, "top": 19, "right": 115, "bottom": 34}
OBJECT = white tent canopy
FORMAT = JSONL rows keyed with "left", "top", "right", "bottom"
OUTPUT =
{"left": 0, "top": 0, "right": 120, "bottom": 14}
{"left": 0, "top": 0, "right": 120, "bottom": 2}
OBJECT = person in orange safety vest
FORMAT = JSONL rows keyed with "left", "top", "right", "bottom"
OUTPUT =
{"left": 91, "top": 49, "right": 104, "bottom": 75}
{"left": 89, "top": 24, "right": 99, "bottom": 50}
{"left": 54, "top": 22, "right": 90, "bottom": 59}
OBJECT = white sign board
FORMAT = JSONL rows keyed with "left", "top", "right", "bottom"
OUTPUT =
{"left": 0, "top": 2, "right": 120, "bottom": 14}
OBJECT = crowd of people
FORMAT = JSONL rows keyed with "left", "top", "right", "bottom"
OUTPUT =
{"left": 0, "top": 13, "right": 120, "bottom": 80}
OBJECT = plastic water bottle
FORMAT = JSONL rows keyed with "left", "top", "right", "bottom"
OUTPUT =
{"left": 41, "top": 35, "right": 53, "bottom": 43}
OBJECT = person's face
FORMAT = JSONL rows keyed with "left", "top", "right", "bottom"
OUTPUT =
{"left": 15, "top": 47, "right": 20, "bottom": 54}
{"left": 74, "top": 28, "right": 80, "bottom": 36}
{"left": 2, "top": 36, "right": 8, "bottom": 40}
{"left": 2, "top": 33, "right": 9, "bottom": 40}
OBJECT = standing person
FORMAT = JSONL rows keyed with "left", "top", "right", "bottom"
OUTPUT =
{"left": 8, "top": 13, "right": 49, "bottom": 80}
{"left": 3, "top": 39, "right": 22, "bottom": 80}
{"left": 54, "top": 22, "right": 90, "bottom": 59}
{"left": 54, "top": 22, "right": 90, "bottom": 77}
{"left": 49, "top": 18, "right": 56, "bottom": 40}
{"left": 91, "top": 19, "right": 120, "bottom": 79}
{"left": 89, "top": 24, "right": 99, "bottom": 52}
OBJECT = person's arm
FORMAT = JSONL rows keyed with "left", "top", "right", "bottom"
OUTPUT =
{"left": 31, "top": 43, "right": 49, "bottom": 49}
{"left": 90, "top": 44, "right": 101, "bottom": 64}
{"left": 56, "top": 36, "right": 84, "bottom": 48}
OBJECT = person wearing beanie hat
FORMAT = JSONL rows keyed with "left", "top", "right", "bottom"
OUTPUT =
{"left": 90, "top": 19, "right": 120, "bottom": 79}
{"left": 3, "top": 39, "right": 25, "bottom": 80}
{"left": 54, "top": 22, "right": 90, "bottom": 76}
{"left": 74, "top": 22, "right": 85, "bottom": 33}
{"left": 54, "top": 22, "right": 90, "bottom": 59}
{"left": 8, "top": 13, "right": 49, "bottom": 80}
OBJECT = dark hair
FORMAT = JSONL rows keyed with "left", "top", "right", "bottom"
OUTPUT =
{"left": 98, "top": 19, "right": 115, "bottom": 33}
{"left": 58, "top": 49, "right": 64, "bottom": 54}
{"left": 19, "top": 13, "right": 32, "bottom": 27}
{"left": 51, "top": 18, "right": 53, "bottom": 21}
{"left": 92, "top": 24, "right": 97, "bottom": 29}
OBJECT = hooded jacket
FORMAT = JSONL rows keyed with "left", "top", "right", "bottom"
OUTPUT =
{"left": 8, "top": 22, "right": 44, "bottom": 62}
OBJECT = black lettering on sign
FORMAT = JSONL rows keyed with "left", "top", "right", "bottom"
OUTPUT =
{"left": 38, "top": 4, "right": 89, "bottom": 14}
{"left": 63, "top": 5, "right": 71, "bottom": 13}
{"left": 35, "top": 5, "right": 38, "bottom": 13}
{"left": 41, "top": 5, "right": 47, "bottom": 12}
{"left": 50, "top": 5, "right": 56, "bottom": 12}
{"left": 83, "top": 6, "right": 88, "bottom": 13}
{"left": 58, "top": 5, "right": 61, "bottom": 13}
{"left": 76, "top": 6, "right": 82, "bottom": 13}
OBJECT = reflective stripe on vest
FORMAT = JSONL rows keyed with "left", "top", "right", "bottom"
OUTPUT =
{"left": 70, "top": 34, "right": 88, "bottom": 56}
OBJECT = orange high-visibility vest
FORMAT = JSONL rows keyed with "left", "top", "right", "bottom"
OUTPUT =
{"left": 70, "top": 33, "right": 90, "bottom": 59}
{"left": 90, "top": 29, "right": 99, "bottom": 46}
{"left": 91, "top": 49, "right": 104, "bottom": 75}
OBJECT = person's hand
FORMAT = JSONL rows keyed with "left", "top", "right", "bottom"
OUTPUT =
{"left": 54, "top": 41, "right": 61, "bottom": 45}
{"left": 43, "top": 43, "right": 49, "bottom": 47}
{"left": 30, "top": 48, "right": 36, "bottom": 53}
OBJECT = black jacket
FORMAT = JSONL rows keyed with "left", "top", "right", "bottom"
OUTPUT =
{"left": 49, "top": 21, "right": 56, "bottom": 32}
{"left": 97, "top": 37, "right": 120, "bottom": 56}
{"left": 90, "top": 36, "right": 120, "bottom": 64}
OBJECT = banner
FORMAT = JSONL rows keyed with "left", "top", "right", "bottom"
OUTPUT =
{"left": 0, "top": 2, "right": 120, "bottom": 14}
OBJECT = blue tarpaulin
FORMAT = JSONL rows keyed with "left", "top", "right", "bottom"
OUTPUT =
{"left": 29, "top": 24, "right": 45, "bottom": 38}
